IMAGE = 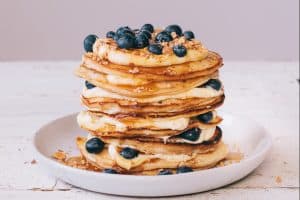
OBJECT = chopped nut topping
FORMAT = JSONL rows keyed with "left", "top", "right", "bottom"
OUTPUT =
{"left": 171, "top": 32, "right": 177, "bottom": 39}
{"left": 129, "top": 67, "right": 140, "bottom": 73}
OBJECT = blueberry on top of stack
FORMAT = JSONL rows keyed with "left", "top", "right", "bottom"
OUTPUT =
{"left": 84, "top": 24, "right": 199, "bottom": 59}
{"left": 75, "top": 24, "right": 228, "bottom": 175}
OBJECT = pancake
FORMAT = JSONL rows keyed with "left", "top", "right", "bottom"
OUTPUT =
{"left": 82, "top": 83, "right": 224, "bottom": 103}
{"left": 129, "top": 166, "right": 217, "bottom": 175}
{"left": 92, "top": 37, "right": 209, "bottom": 67}
{"left": 81, "top": 92, "right": 225, "bottom": 117}
{"left": 94, "top": 125, "right": 222, "bottom": 147}
{"left": 57, "top": 155, "right": 223, "bottom": 175}
{"left": 82, "top": 51, "right": 223, "bottom": 81}
{"left": 76, "top": 137, "right": 228, "bottom": 172}
{"left": 94, "top": 135, "right": 221, "bottom": 155}
{"left": 133, "top": 125, "right": 223, "bottom": 144}
{"left": 78, "top": 62, "right": 220, "bottom": 86}
{"left": 77, "top": 110, "right": 222, "bottom": 133}
{"left": 77, "top": 110, "right": 191, "bottom": 132}
{"left": 77, "top": 60, "right": 220, "bottom": 86}
{"left": 88, "top": 116, "right": 222, "bottom": 138}
{"left": 75, "top": 65, "right": 219, "bottom": 97}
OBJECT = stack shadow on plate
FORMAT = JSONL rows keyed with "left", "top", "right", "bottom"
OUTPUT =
{"left": 75, "top": 24, "right": 228, "bottom": 175}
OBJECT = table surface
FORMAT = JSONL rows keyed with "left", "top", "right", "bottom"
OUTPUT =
{"left": 0, "top": 61, "right": 299, "bottom": 200}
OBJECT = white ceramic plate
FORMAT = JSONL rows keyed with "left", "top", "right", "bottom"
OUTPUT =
{"left": 34, "top": 112, "right": 272, "bottom": 197}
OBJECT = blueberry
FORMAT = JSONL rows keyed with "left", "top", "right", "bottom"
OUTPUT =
{"left": 83, "top": 34, "right": 98, "bottom": 52}
{"left": 158, "top": 169, "right": 173, "bottom": 175}
{"left": 183, "top": 31, "right": 195, "bottom": 40}
{"left": 155, "top": 31, "right": 173, "bottom": 42}
{"left": 106, "top": 31, "right": 115, "bottom": 39}
{"left": 176, "top": 166, "right": 193, "bottom": 174}
{"left": 141, "top": 24, "right": 154, "bottom": 33}
{"left": 85, "top": 138, "right": 105, "bottom": 154}
{"left": 202, "top": 79, "right": 222, "bottom": 90}
{"left": 165, "top": 24, "right": 182, "bottom": 36}
{"left": 148, "top": 43, "right": 163, "bottom": 55}
{"left": 103, "top": 168, "right": 118, "bottom": 174}
{"left": 120, "top": 147, "right": 139, "bottom": 159}
{"left": 85, "top": 80, "right": 96, "bottom": 89}
{"left": 138, "top": 30, "right": 152, "bottom": 39}
{"left": 116, "top": 26, "right": 130, "bottom": 33}
{"left": 116, "top": 26, "right": 134, "bottom": 37}
{"left": 135, "top": 34, "right": 149, "bottom": 49}
{"left": 178, "top": 128, "right": 201, "bottom": 141}
{"left": 116, "top": 34, "right": 136, "bottom": 49}
{"left": 173, "top": 45, "right": 187, "bottom": 57}
{"left": 197, "top": 111, "right": 213, "bottom": 123}
{"left": 113, "top": 34, "right": 119, "bottom": 41}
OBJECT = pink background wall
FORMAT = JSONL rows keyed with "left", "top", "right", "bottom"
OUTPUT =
{"left": 0, "top": 0, "right": 298, "bottom": 61}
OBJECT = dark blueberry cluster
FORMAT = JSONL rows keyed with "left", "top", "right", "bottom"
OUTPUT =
{"left": 154, "top": 24, "right": 195, "bottom": 57}
{"left": 83, "top": 24, "right": 196, "bottom": 57}
{"left": 102, "top": 24, "right": 195, "bottom": 57}
{"left": 106, "top": 24, "right": 154, "bottom": 50}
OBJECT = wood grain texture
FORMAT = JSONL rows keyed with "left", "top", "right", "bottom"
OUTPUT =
{"left": 0, "top": 61, "right": 299, "bottom": 199}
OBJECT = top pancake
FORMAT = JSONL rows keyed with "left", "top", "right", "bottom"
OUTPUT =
{"left": 93, "top": 37, "right": 209, "bottom": 67}
{"left": 82, "top": 51, "right": 223, "bottom": 81}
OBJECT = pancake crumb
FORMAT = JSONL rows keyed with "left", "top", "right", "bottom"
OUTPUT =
{"left": 31, "top": 159, "right": 37, "bottom": 164}
{"left": 275, "top": 176, "right": 282, "bottom": 184}
{"left": 217, "top": 151, "right": 244, "bottom": 167}
{"left": 52, "top": 150, "right": 67, "bottom": 161}
{"left": 52, "top": 150, "right": 100, "bottom": 172}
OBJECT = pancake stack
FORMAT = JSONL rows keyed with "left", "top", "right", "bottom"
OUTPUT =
{"left": 75, "top": 24, "right": 228, "bottom": 175}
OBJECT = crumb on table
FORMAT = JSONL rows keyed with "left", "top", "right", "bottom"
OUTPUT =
{"left": 31, "top": 159, "right": 37, "bottom": 164}
{"left": 275, "top": 176, "right": 282, "bottom": 184}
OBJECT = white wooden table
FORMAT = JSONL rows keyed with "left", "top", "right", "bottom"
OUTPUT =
{"left": 0, "top": 61, "right": 299, "bottom": 199}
